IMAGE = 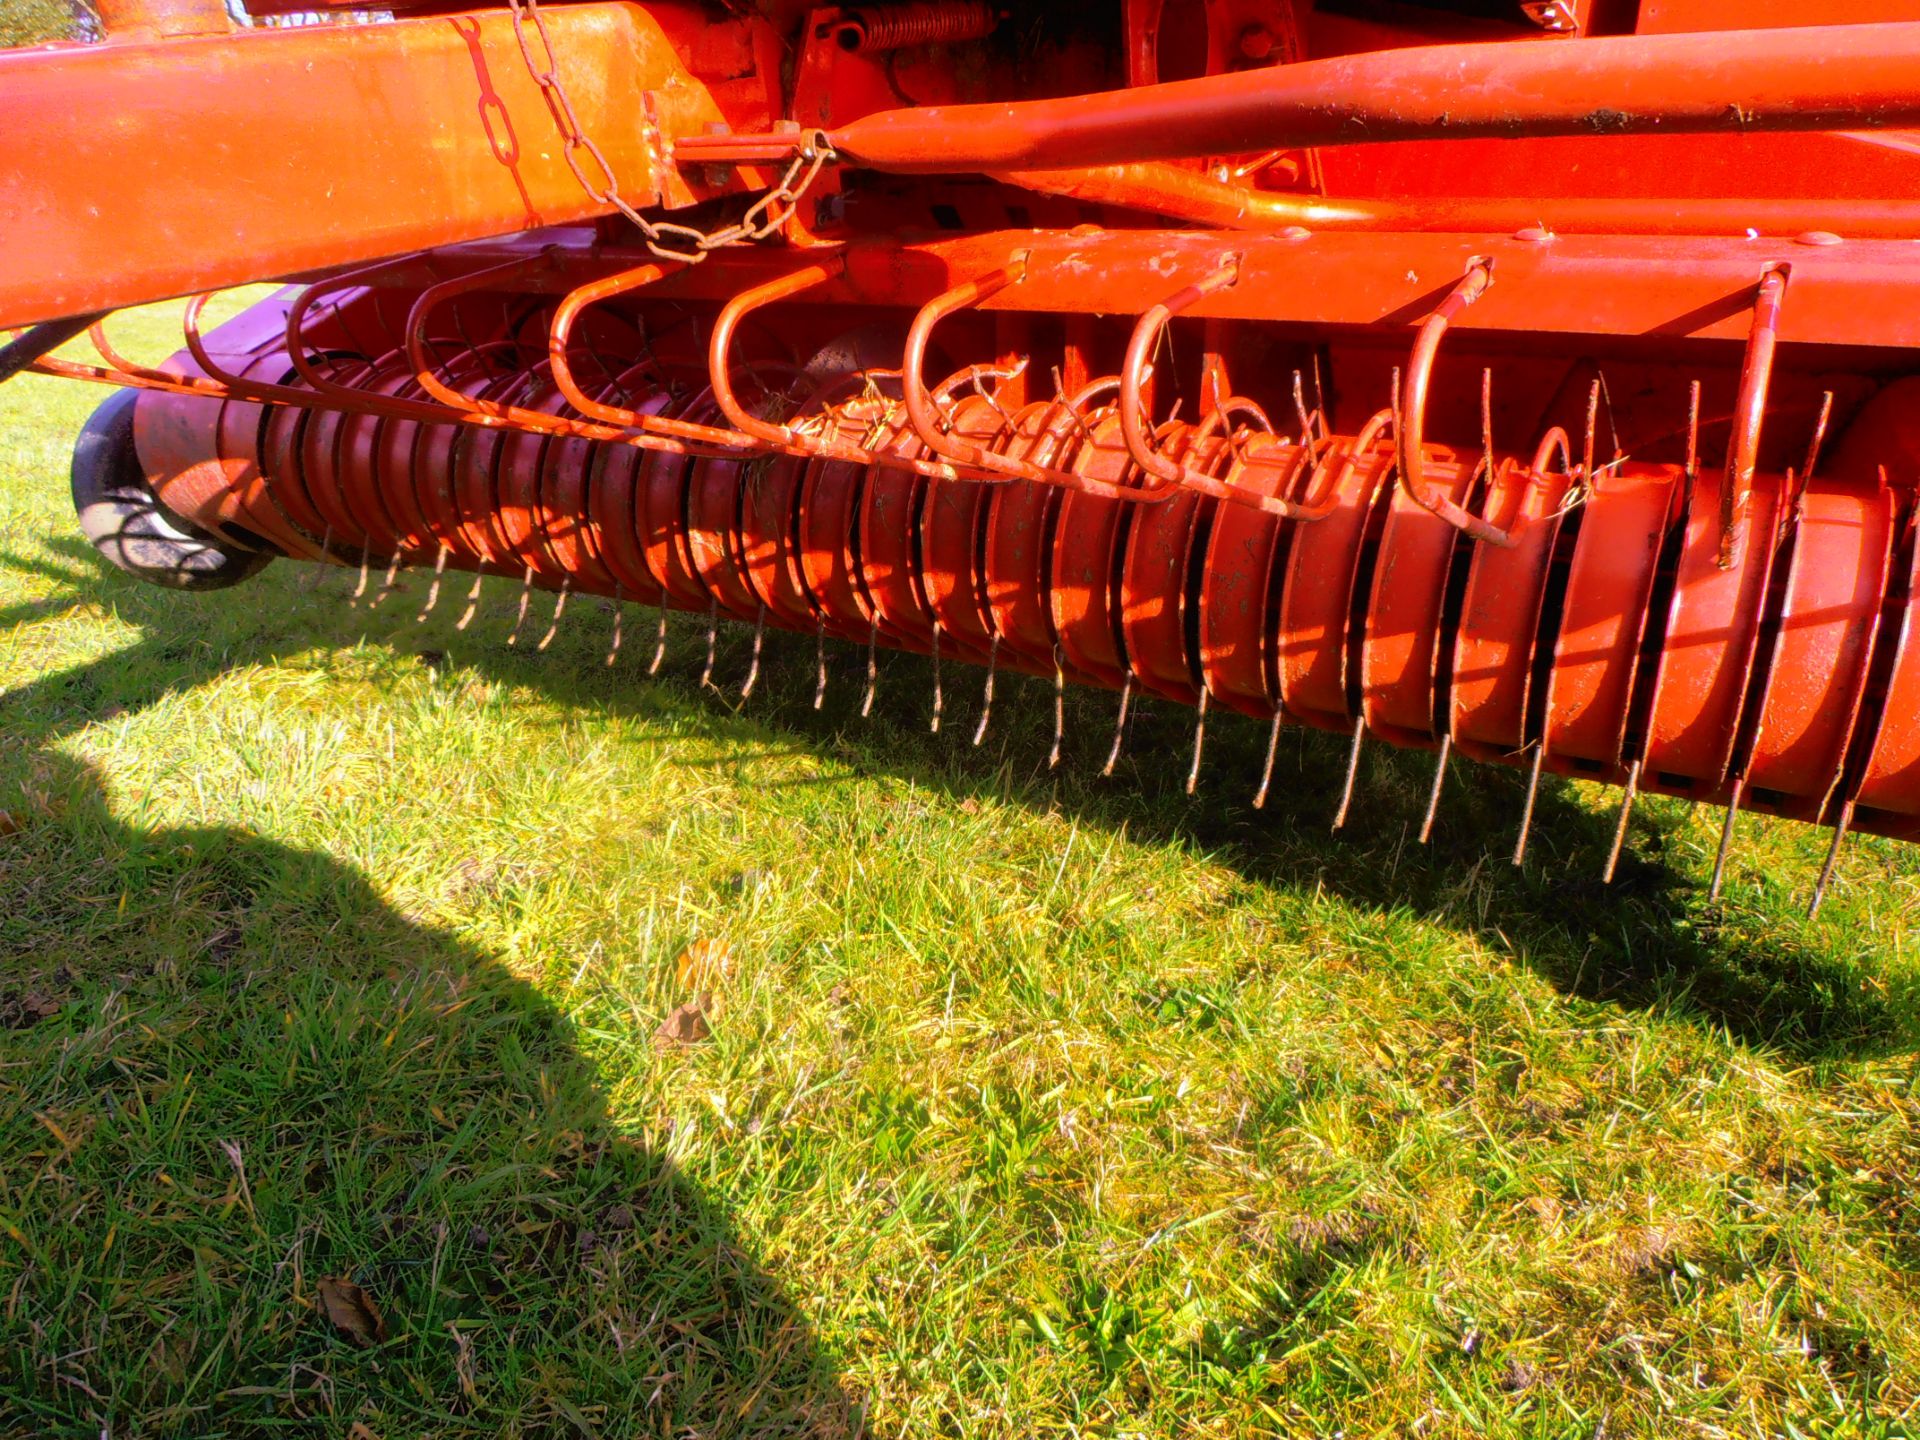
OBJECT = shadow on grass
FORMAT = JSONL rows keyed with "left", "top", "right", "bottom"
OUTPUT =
{"left": 3, "top": 534, "right": 1915, "bottom": 1073}
{"left": 0, "top": 748, "right": 856, "bottom": 1432}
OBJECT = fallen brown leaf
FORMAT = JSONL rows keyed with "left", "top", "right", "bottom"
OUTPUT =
{"left": 0, "top": 810, "right": 21, "bottom": 838}
{"left": 317, "top": 1276, "right": 389, "bottom": 1347}
{"left": 656, "top": 998, "right": 713, "bottom": 1047}
{"left": 0, "top": 991, "right": 61, "bottom": 1030}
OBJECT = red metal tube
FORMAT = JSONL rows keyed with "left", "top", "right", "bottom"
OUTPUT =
{"left": 774, "top": 23, "right": 1920, "bottom": 173}
{"left": 1395, "top": 260, "right": 1520, "bottom": 547}
{"left": 1719, "top": 266, "right": 1789, "bottom": 568}
{"left": 993, "top": 163, "right": 1920, "bottom": 241}
{"left": 1119, "top": 260, "right": 1338, "bottom": 521}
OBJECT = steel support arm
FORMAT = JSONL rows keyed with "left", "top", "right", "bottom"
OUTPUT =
{"left": 677, "top": 22, "right": 1920, "bottom": 173}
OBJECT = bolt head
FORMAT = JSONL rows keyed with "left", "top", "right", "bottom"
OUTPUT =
{"left": 1237, "top": 24, "right": 1275, "bottom": 61}
{"left": 1794, "top": 230, "right": 1843, "bottom": 247}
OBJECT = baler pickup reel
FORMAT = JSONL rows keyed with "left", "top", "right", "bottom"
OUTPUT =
{"left": 6, "top": 0, "right": 1920, "bottom": 916}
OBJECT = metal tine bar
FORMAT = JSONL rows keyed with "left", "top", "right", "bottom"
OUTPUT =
{"left": 1603, "top": 758, "right": 1642, "bottom": 882}
{"left": 1253, "top": 708, "right": 1283, "bottom": 808}
{"left": 1513, "top": 740, "right": 1546, "bottom": 865}
{"left": 1596, "top": 367, "right": 1623, "bottom": 466}
{"left": 537, "top": 576, "right": 571, "bottom": 652}
{"left": 740, "top": 602, "right": 766, "bottom": 698}
{"left": 972, "top": 634, "right": 999, "bottom": 746}
{"left": 352, "top": 552, "right": 372, "bottom": 602}
{"left": 1718, "top": 265, "right": 1788, "bottom": 568}
{"left": 647, "top": 602, "right": 669, "bottom": 675}
{"left": 1685, "top": 379, "right": 1702, "bottom": 488}
{"left": 310, "top": 523, "right": 336, "bottom": 591}
{"left": 1291, "top": 370, "right": 1314, "bottom": 444}
{"left": 1709, "top": 775, "right": 1746, "bottom": 899}
{"left": 930, "top": 622, "right": 944, "bottom": 733}
{"left": 606, "top": 583, "right": 624, "bottom": 667}
{"left": 456, "top": 572, "right": 485, "bottom": 630}
{"left": 1396, "top": 261, "right": 1526, "bottom": 545}
{"left": 1804, "top": 390, "right": 1835, "bottom": 479}
{"left": 1050, "top": 366, "right": 1096, "bottom": 447}
{"left": 370, "top": 551, "right": 402, "bottom": 606}
{"left": 1798, "top": 389, "right": 1835, "bottom": 507}
{"left": 814, "top": 617, "right": 829, "bottom": 709}
{"left": 506, "top": 563, "right": 535, "bottom": 645}
{"left": 1049, "top": 648, "right": 1067, "bottom": 768}
{"left": 417, "top": 543, "right": 450, "bottom": 622}
{"left": 1808, "top": 798, "right": 1854, "bottom": 919}
{"left": 701, "top": 599, "right": 720, "bottom": 689}
{"left": 1310, "top": 352, "right": 1330, "bottom": 442}
{"left": 1332, "top": 721, "right": 1365, "bottom": 831}
{"left": 1186, "top": 687, "right": 1210, "bottom": 794}
{"left": 1102, "top": 675, "right": 1133, "bottom": 776}
{"left": 970, "top": 362, "right": 1019, "bottom": 431}
{"left": 1418, "top": 734, "right": 1451, "bottom": 843}
{"left": 1582, "top": 376, "right": 1601, "bottom": 483}
{"left": 1481, "top": 365, "right": 1495, "bottom": 481}
{"left": 860, "top": 616, "right": 878, "bottom": 717}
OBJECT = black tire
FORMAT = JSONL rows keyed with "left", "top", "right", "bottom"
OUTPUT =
{"left": 70, "top": 388, "right": 273, "bottom": 592}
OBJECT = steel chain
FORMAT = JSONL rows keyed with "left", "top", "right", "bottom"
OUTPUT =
{"left": 506, "top": 0, "right": 829, "bottom": 264}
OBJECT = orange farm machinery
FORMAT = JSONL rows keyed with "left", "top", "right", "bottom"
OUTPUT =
{"left": 6, "top": 0, "right": 1920, "bottom": 909}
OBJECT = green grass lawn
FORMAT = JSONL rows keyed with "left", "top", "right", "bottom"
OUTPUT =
{"left": 1, "top": 297, "right": 1916, "bottom": 1438}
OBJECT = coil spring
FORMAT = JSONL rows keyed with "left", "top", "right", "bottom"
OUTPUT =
{"left": 833, "top": 0, "right": 998, "bottom": 53}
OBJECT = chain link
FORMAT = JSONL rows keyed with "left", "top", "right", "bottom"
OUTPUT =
{"left": 506, "top": 0, "right": 830, "bottom": 264}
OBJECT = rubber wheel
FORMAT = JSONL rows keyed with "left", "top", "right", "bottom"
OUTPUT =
{"left": 70, "top": 388, "right": 273, "bottom": 591}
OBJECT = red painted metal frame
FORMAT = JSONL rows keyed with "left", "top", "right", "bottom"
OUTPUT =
{"left": 679, "top": 22, "right": 1920, "bottom": 171}
{"left": 0, "top": 2, "right": 730, "bottom": 328}
{"left": 401, "top": 227, "right": 1920, "bottom": 354}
